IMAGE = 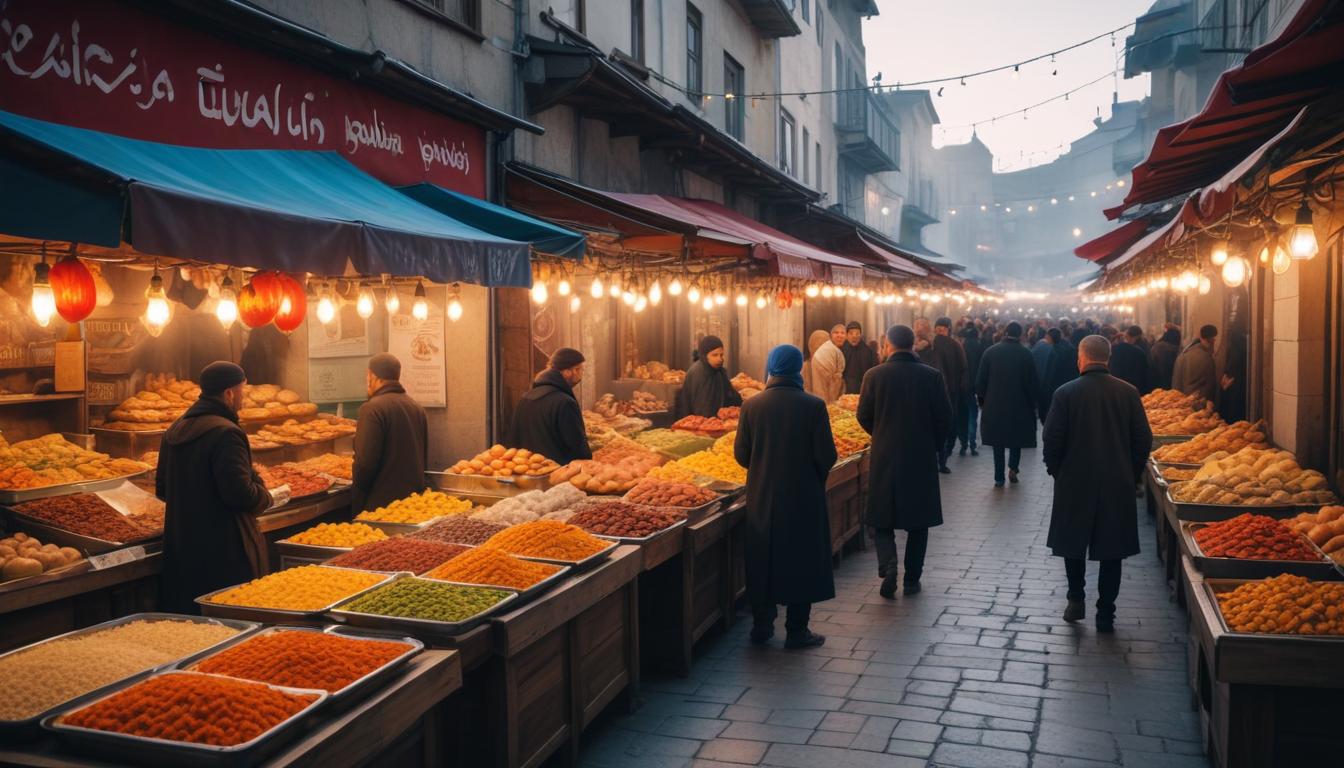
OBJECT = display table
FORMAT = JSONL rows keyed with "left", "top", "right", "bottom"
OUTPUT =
{"left": 0, "top": 649, "right": 462, "bottom": 768}
{"left": 827, "top": 455, "right": 864, "bottom": 556}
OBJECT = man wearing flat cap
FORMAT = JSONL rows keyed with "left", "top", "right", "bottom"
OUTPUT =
{"left": 508, "top": 348, "right": 592, "bottom": 465}
{"left": 157, "top": 361, "right": 286, "bottom": 613}
{"left": 352, "top": 353, "right": 429, "bottom": 514}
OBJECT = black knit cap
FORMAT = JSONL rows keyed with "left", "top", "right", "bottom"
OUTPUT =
{"left": 199, "top": 361, "right": 246, "bottom": 396}
{"left": 549, "top": 347, "right": 586, "bottom": 370}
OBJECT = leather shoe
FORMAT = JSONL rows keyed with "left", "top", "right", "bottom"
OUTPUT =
{"left": 1008, "top": 469, "right": 1020, "bottom": 483}
{"left": 994, "top": 480, "right": 1005, "bottom": 488}
{"left": 879, "top": 571, "right": 899, "bottom": 599}
{"left": 903, "top": 581, "right": 922, "bottom": 596}
{"left": 1063, "top": 599, "right": 1085, "bottom": 622}
{"left": 784, "top": 630, "right": 826, "bottom": 649}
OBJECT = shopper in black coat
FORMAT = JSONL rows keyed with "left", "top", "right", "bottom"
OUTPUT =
{"left": 157, "top": 362, "right": 278, "bottom": 614}
{"left": 734, "top": 345, "right": 836, "bottom": 649}
{"left": 841, "top": 322, "right": 879, "bottom": 394}
{"left": 959, "top": 326, "right": 988, "bottom": 455}
{"left": 352, "top": 354, "right": 429, "bottom": 514}
{"left": 857, "top": 325, "right": 951, "bottom": 597}
{"left": 1042, "top": 335, "right": 1152, "bottom": 632}
{"left": 507, "top": 348, "right": 592, "bottom": 465}
{"left": 1038, "top": 328, "right": 1079, "bottom": 424}
{"left": 675, "top": 335, "right": 742, "bottom": 418}
{"left": 1109, "top": 325, "right": 1151, "bottom": 394}
{"left": 975, "top": 322, "right": 1039, "bottom": 486}
{"left": 1148, "top": 326, "right": 1181, "bottom": 390}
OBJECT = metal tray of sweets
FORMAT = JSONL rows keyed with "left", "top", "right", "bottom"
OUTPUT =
{"left": 43, "top": 670, "right": 329, "bottom": 768}
{"left": 1164, "top": 482, "right": 1300, "bottom": 522}
{"left": 514, "top": 538, "right": 620, "bottom": 573}
{"left": 0, "top": 469, "right": 151, "bottom": 505}
{"left": 89, "top": 426, "right": 166, "bottom": 459}
{"left": 590, "top": 515, "right": 688, "bottom": 545}
{"left": 1201, "top": 577, "right": 1344, "bottom": 647}
{"left": 273, "top": 539, "right": 355, "bottom": 563}
{"left": 618, "top": 491, "right": 722, "bottom": 523}
{"left": 0, "top": 504, "right": 158, "bottom": 555}
{"left": 1181, "top": 521, "right": 1342, "bottom": 580}
{"left": 326, "top": 575, "right": 518, "bottom": 641}
{"left": 0, "top": 612, "right": 261, "bottom": 740}
{"left": 195, "top": 566, "right": 395, "bottom": 625}
{"left": 424, "top": 562, "right": 571, "bottom": 607}
{"left": 174, "top": 624, "right": 423, "bottom": 711}
{"left": 1149, "top": 461, "right": 1201, "bottom": 488}
{"left": 426, "top": 470, "right": 552, "bottom": 496}
{"left": 351, "top": 513, "right": 451, "bottom": 537}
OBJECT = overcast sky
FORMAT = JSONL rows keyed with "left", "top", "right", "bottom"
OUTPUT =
{"left": 864, "top": 0, "right": 1155, "bottom": 172}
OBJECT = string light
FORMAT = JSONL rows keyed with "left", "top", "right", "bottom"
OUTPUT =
{"left": 735, "top": 292, "right": 748, "bottom": 307}
{"left": 668, "top": 276, "right": 683, "bottom": 296}
{"left": 1209, "top": 241, "right": 1229, "bottom": 267}
{"left": 557, "top": 277, "right": 572, "bottom": 296}
{"left": 755, "top": 293, "right": 767, "bottom": 309}
{"left": 701, "top": 296, "right": 714, "bottom": 311}
{"left": 356, "top": 285, "right": 376, "bottom": 319}
{"left": 143, "top": 265, "right": 172, "bottom": 336}
{"left": 1221, "top": 256, "right": 1249, "bottom": 288}
{"left": 30, "top": 258, "right": 56, "bottom": 328}
{"left": 569, "top": 295, "right": 582, "bottom": 314}
{"left": 216, "top": 275, "right": 238, "bottom": 329}
{"left": 634, "top": 295, "right": 648, "bottom": 313}
{"left": 411, "top": 280, "right": 429, "bottom": 321}
{"left": 590, "top": 275, "right": 605, "bottom": 299}
{"left": 447, "top": 282, "right": 464, "bottom": 322}
{"left": 687, "top": 283, "right": 702, "bottom": 303}
{"left": 385, "top": 285, "right": 401, "bottom": 315}
{"left": 316, "top": 282, "right": 337, "bottom": 325}
{"left": 1271, "top": 244, "right": 1292, "bottom": 275}
{"left": 532, "top": 280, "right": 549, "bottom": 305}
{"left": 649, "top": 280, "right": 663, "bottom": 306}
{"left": 1290, "top": 199, "right": 1318, "bottom": 259}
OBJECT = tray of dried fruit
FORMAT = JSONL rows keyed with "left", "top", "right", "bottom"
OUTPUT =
{"left": 516, "top": 538, "right": 621, "bottom": 573}
{"left": 326, "top": 575, "right": 518, "bottom": 641}
{"left": 43, "top": 670, "right": 328, "bottom": 768}
{"left": 1180, "top": 521, "right": 1341, "bottom": 580}
{"left": 254, "top": 464, "right": 334, "bottom": 503}
{"left": 0, "top": 470, "right": 151, "bottom": 505}
{"left": 1164, "top": 483, "right": 1300, "bottom": 522}
{"left": 1149, "top": 462, "right": 1200, "bottom": 487}
{"left": 173, "top": 624, "right": 423, "bottom": 711}
{"left": 620, "top": 484, "right": 724, "bottom": 522}
{"left": 195, "top": 567, "right": 395, "bottom": 625}
{"left": 1202, "top": 577, "right": 1344, "bottom": 646}
{"left": 0, "top": 613, "right": 261, "bottom": 740}
{"left": 589, "top": 516, "right": 688, "bottom": 545}
{"left": 0, "top": 503, "right": 158, "bottom": 555}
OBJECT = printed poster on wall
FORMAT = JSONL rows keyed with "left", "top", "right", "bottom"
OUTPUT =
{"left": 388, "top": 306, "right": 446, "bottom": 407}
{"left": 307, "top": 304, "right": 370, "bottom": 359}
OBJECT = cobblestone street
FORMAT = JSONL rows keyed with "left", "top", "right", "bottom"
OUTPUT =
{"left": 579, "top": 446, "right": 1210, "bottom": 767}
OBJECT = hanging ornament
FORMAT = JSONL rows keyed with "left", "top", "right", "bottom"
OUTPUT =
{"left": 30, "top": 258, "right": 56, "bottom": 328}
{"left": 216, "top": 275, "right": 239, "bottom": 329}
{"left": 273, "top": 274, "right": 307, "bottom": 333}
{"left": 238, "top": 271, "right": 283, "bottom": 328}
{"left": 49, "top": 254, "right": 96, "bottom": 323}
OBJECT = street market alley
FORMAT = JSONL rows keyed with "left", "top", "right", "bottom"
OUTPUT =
{"left": 578, "top": 447, "right": 1210, "bottom": 768}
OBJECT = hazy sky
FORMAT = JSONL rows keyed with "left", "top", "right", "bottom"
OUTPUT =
{"left": 864, "top": 0, "right": 1155, "bottom": 172}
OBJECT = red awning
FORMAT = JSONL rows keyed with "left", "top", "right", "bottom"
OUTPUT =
{"left": 1108, "top": 0, "right": 1344, "bottom": 219}
{"left": 854, "top": 233, "right": 929, "bottom": 277}
{"left": 1073, "top": 218, "right": 1152, "bottom": 262}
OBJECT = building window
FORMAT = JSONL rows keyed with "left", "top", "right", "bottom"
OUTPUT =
{"left": 687, "top": 4, "right": 703, "bottom": 100}
{"left": 779, "top": 109, "right": 796, "bottom": 175}
{"left": 630, "top": 0, "right": 645, "bottom": 64}
{"left": 816, "top": 6, "right": 824, "bottom": 45}
{"left": 408, "top": 0, "right": 481, "bottom": 31}
{"left": 724, "top": 54, "right": 745, "bottom": 141}
{"left": 801, "top": 0, "right": 810, "bottom": 23}
{"left": 833, "top": 43, "right": 843, "bottom": 118}
{"left": 815, "top": 141, "right": 822, "bottom": 192}
{"left": 802, "top": 127, "right": 811, "bottom": 184}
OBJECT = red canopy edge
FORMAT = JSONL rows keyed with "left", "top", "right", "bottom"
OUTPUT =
{"left": 1073, "top": 218, "right": 1152, "bottom": 261}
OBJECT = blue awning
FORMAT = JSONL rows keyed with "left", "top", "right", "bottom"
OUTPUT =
{"left": 0, "top": 110, "right": 531, "bottom": 287}
{"left": 399, "top": 183, "right": 585, "bottom": 259}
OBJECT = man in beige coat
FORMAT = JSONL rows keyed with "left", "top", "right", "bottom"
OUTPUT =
{"left": 804, "top": 326, "right": 846, "bottom": 403}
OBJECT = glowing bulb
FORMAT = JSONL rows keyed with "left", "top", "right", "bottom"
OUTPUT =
{"left": 805, "top": 284, "right": 820, "bottom": 298}
{"left": 668, "top": 277, "right": 683, "bottom": 296}
{"left": 714, "top": 293, "right": 727, "bottom": 306}
{"left": 1179, "top": 270, "right": 1197, "bottom": 289}
{"left": 447, "top": 298, "right": 464, "bottom": 322}
{"left": 880, "top": 206, "right": 890, "bottom": 216}
{"left": 557, "top": 278, "right": 572, "bottom": 297}
{"left": 411, "top": 281, "right": 429, "bottom": 321}
{"left": 1198, "top": 275, "right": 1212, "bottom": 295}
{"left": 532, "top": 281, "right": 549, "bottom": 305}
{"left": 569, "top": 295, "right": 582, "bottom": 313}
{"left": 1221, "top": 256, "right": 1248, "bottom": 288}
{"left": 649, "top": 281, "right": 662, "bottom": 305}
{"left": 1209, "top": 241, "right": 1229, "bottom": 267}
{"left": 858, "top": 289, "right": 871, "bottom": 301}
{"left": 316, "top": 292, "right": 336, "bottom": 325}
{"left": 688, "top": 284, "right": 701, "bottom": 303}
{"left": 820, "top": 285, "right": 834, "bottom": 298}
{"left": 590, "top": 276, "right": 604, "bottom": 299}
{"left": 1258, "top": 246, "right": 1270, "bottom": 265}
{"left": 608, "top": 274, "right": 622, "bottom": 298}
{"left": 1290, "top": 200, "right": 1318, "bottom": 259}
{"left": 755, "top": 294, "right": 767, "bottom": 309}
{"left": 356, "top": 287, "right": 375, "bottom": 319}
{"left": 143, "top": 272, "right": 172, "bottom": 335}
{"left": 735, "top": 292, "right": 748, "bottom": 307}
{"left": 634, "top": 295, "right": 648, "bottom": 313}
{"left": 1271, "top": 245, "right": 1291, "bottom": 275}
{"left": 1072, "top": 227, "right": 1082, "bottom": 237}
{"left": 622, "top": 290, "right": 636, "bottom": 306}
{"left": 216, "top": 277, "right": 238, "bottom": 329}
{"left": 30, "top": 262, "right": 55, "bottom": 328}
{"left": 1050, "top": 197, "right": 1058, "bottom": 205}
{"left": 385, "top": 288, "right": 401, "bottom": 315}
{"left": 701, "top": 296, "right": 713, "bottom": 311}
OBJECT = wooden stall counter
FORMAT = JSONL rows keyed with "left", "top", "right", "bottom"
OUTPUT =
{"left": 0, "top": 649, "right": 462, "bottom": 768}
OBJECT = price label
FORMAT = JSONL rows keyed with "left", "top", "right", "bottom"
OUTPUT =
{"left": 89, "top": 546, "right": 147, "bottom": 571}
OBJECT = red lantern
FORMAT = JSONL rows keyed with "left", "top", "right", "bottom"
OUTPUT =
{"left": 49, "top": 255, "right": 96, "bottom": 322}
{"left": 272, "top": 273, "right": 307, "bottom": 334}
{"left": 238, "top": 271, "right": 284, "bottom": 328}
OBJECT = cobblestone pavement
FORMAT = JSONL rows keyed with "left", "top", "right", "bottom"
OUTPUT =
{"left": 578, "top": 445, "right": 1211, "bottom": 768}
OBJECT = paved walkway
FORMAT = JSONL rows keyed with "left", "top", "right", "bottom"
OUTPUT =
{"left": 579, "top": 444, "right": 1211, "bottom": 768}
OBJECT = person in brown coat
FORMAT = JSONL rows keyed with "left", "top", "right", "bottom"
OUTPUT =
{"left": 352, "top": 353, "right": 429, "bottom": 513}
{"left": 1171, "top": 324, "right": 1218, "bottom": 402}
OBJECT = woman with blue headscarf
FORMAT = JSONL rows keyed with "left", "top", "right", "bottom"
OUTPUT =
{"left": 733, "top": 344, "right": 837, "bottom": 649}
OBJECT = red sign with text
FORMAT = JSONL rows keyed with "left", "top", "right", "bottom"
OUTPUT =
{"left": 0, "top": 0, "right": 486, "bottom": 197}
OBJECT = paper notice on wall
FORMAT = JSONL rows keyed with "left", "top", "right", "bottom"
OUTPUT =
{"left": 308, "top": 304, "right": 370, "bottom": 359}
{"left": 387, "top": 306, "right": 446, "bottom": 407}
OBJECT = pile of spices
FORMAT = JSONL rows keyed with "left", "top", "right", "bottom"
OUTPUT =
{"left": 483, "top": 520, "right": 610, "bottom": 562}
{"left": 326, "top": 539, "right": 468, "bottom": 574}
{"left": 194, "top": 630, "right": 413, "bottom": 692}
{"left": 204, "top": 565, "right": 385, "bottom": 611}
{"left": 0, "top": 619, "right": 241, "bottom": 721}
{"left": 286, "top": 522, "right": 387, "bottom": 548}
{"left": 60, "top": 673, "right": 317, "bottom": 746}
{"left": 337, "top": 578, "right": 511, "bottom": 623}
{"left": 1193, "top": 513, "right": 1322, "bottom": 561}
{"left": 408, "top": 516, "right": 506, "bottom": 546}
{"left": 423, "top": 547, "right": 562, "bottom": 590}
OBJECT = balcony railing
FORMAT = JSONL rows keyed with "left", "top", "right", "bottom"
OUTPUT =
{"left": 835, "top": 90, "right": 900, "bottom": 173}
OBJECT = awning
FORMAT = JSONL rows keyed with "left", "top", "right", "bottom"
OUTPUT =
{"left": 1109, "top": 0, "right": 1344, "bottom": 218}
{"left": 398, "top": 183, "right": 586, "bottom": 258}
{"left": 853, "top": 234, "right": 928, "bottom": 277}
{"left": 0, "top": 110, "right": 533, "bottom": 286}
{"left": 1073, "top": 218, "right": 1153, "bottom": 262}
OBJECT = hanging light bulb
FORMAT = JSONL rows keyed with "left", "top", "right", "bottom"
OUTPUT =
{"left": 735, "top": 292, "right": 748, "bottom": 307}
{"left": 820, "top": 285, "right": 834, "bottom": 298}
{"left": 30, "top": 259, "right": 56, "bottom": 328}
{"left": 1271, "top": 244, "right": 1291, "bottom": 275}
{"left": 858, "top": 289, "right": 871, "bottom": 302}
{"left": 608, "top": 273, "right": 622, "bottom": 298}
{"left": 143, "top": 267, "right": 172, "bottom": 336}
{"left": 714, "top": 291, "right": 727, "bottom": 306}
{"left": 385, "top": 285, "right": 401, "bottom": 315}
{"left": 1198, "top": 274, "right": 1212, "bottom": 295}
{"left": 701, "top": 296, "right": 714, "bottom": 311}
{"left": 622, "top": 289, "right": 636, "bottom": 306}
{"left": 805, "top": 283, "right": 820, "bottom": 298}
{"left": 1290, "top": 199, "right": 1318, "bottom": 259}
{"left": 1221, "top": 256, "right": 1249, "bottom": 288}
{"left": 649, "top": 280, "right": 662, "bottom": 306}
{"left": 569, "top": 295, "right": 582, "bottom": 314}
{"left": 590, "top": 275, "right": 604, "bottom": 299}
{"left": 315, "top": 283, "right": 337, "bottom": 325}
{"left": 634, "top": 295, "right": 648, "bottom": 313}
{"left": 1258, "top": 245, "right": 1270, "bottom": 266}
{"left": 356, "top": 286, "right": 376, "bottom": 319}
{"left": 531, "top": 280, "right": 549, "bottom": 305}
{"left": 1209, "top": 241, "right": 1229, "bottom": 267}
{"left": 687, "top": 282, "right": 701, "bottom": 303}
{"left": 557, "top": 276, "right": 572, "bottom": 297}
{"left": 668, "top": 276, "right": 683, "bottom": 296}
{"left": 216, "top": 275, "right": 239, "bottom": 329}
{"left": 755, "top": 293, "right": 767, "bottom": 309}
{"left": 447, "top": 283, "right": 464, "bottom": 322}
{"left": 411, "top": 280, "right": 429, "bottom": 321}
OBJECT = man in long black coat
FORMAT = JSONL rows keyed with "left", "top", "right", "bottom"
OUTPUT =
{"left": 976, "top": 322, "right": 1039, "bottom": 487}
{"left": 1109, "top": 325, "right": 1151, "bottom": 394}
{"left": 352, "top": 353, "right": 429, "bottom": 514}
{"left": 157, "top": 362, "right": 279, "bottom": 614}
{"left": 857, "top": 325, "right": 951, "bottom": 598}
{"left": 734, "top": 344, "right": 836, "bottom": 649}
{"left": 1038, "top": 328, "right": 1078, "bottom": 424}
{"left": 507, "top": 348, "right": 592, "bottom": 465}
{"left": 1043, "top": 336, "right": 1152, "bottom": 632}
{"left": 959, "top": 325, "right": 987, "bottom": 456}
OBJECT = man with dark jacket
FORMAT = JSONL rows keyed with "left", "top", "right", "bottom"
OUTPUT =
{"left": 1043, "top": 336, "right": 1152, "bottom": 632}
{"left": 918, "top": 317, "right": 967, "bottom": 473}
{"left": 841, "top": 321, "right": 879, "bottom": 394}
{"left": 858, "top": 325, "right": 952, "bottom": 598}
{"left": 976, "top": 322, "right": 1039, "bottom": 487}
{"left": 959, "top": 325, "right": 987, "bottom": 456}
{"left": 734, "top": 344, "right": 836, "bottom": 649}
{"left": 1038, "top": 328, "right": 1078, "bottom": 423}
{"left": 352, "top": 353, "right": 428, "bottom": 514}
{"left": 507, "top": 348, "right": 592, "bottom": 465}
{"left": 1148, "top": 326, "right": 1182, "bottom": 390}
{"left": 1109, "top": 326, "right": 1150, "bottom": 394}
{"left": 1172, "top": 324, "right": 1218, "bottom": 402}
{"left": 157, "top": 362, "right": 282, "bottom": 614}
